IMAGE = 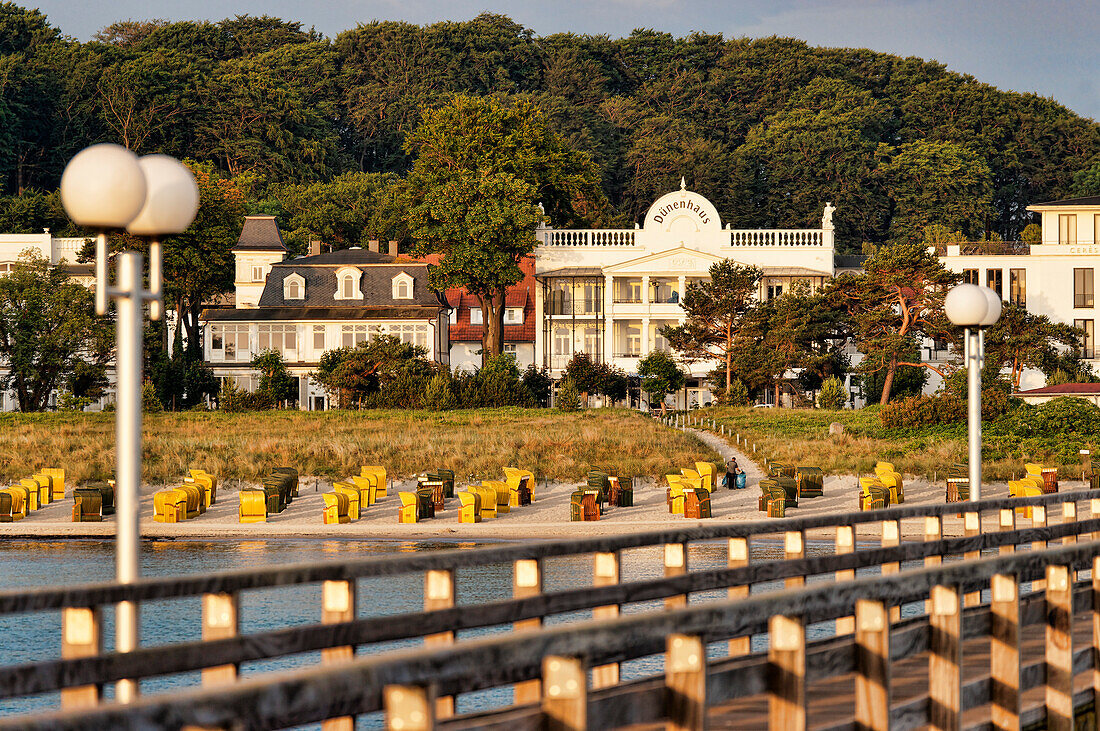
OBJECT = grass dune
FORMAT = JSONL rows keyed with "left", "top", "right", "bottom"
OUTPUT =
{"left": 0, "top": 408, "right": 719, "bottom": 486}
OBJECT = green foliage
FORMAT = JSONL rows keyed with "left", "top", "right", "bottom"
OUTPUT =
{"left": 422, "top": 370, "right": 458, "bottom": 411}
{"left": 817, "top": 376, "right": 847, "bottom": 410}
{"left": 563, "top": 352, "right": 600, "bottom": 399}
{"left": 1020, "top": 223, "right": 1042, "bottom": 244}
{"left": 1071, "top": 158, "right": 1100, "bottom": 197}
{"left": 142, "top": 380, "right": 163, "bottom": 413}
{"left": 1008, "top": 397, "right": 1100, "bottom": 439}
{"left": 522, "top": 365, "right": 552, "bottom": 407}
{"left": 637, "top": 350, "right": 685, "bottom": 409}
{"left": 879, "top": 388, "right": 1014, "bottom": 428}
{"left": 982, "top": 303, "right": 1081, "bottom": 389}
{"left": 555, "top": 377, "right": 580, "bottom": 411}
{"left": 861, "top": 364, "right": 927, "bottom": 403}
{"left": 250, "top": 349, "right": 296, "bottom": 405}
{"left": 310, "top": 335, "right": 431, "bottom": 408}
{"left": 56, "top": 390, "right": 91, "bottom": 412}
{"left": 455, "top": 353, "right": 533, "bottom": 408}
{"left": 0, "top": 252, "right": 112, "bottom": 411}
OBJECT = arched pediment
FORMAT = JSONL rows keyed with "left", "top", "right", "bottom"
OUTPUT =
{"left": 643, "top": 184, "right": 722, "bottom": 235}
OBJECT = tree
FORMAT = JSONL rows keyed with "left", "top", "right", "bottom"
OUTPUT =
{"left": 662, "top": 260, "right": 761, "bottom": 395}
{"left": 251, "top": 349, "right": 296, "bottom": 405}
{"left": 563, "top": 352, "right": 600, "bottom": 405}
{"left": 270, "top": 171, "right": 404, "bottom": 254}
{"left": 982, "top": 303, "right": 1082, "bottom": 389}
{"left": 310, "top": 335, "right": 430, "bottom": 408}
{"left": 0, "top": 252, "right": 112, "bottom": 411}
{"left": 403, "top": 95, "right": 605, "bottom": 360}
{"left": 637, "top": 350, "right": 685, "bottom": 413}
{"left": 818, "top": 375, "right": 846, "bottom": 410}
{"left": 828, "top": 241, "right": 957, "bottom": 404}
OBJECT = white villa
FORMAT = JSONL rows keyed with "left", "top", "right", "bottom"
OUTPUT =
{"left": 535, "top": 181, "right": 837, "bottom": 409}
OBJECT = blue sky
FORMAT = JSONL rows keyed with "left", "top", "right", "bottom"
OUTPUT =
{"left": 32, "top": 0, "right": 1099, "bottom": 121}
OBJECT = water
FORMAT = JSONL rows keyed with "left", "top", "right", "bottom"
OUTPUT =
{"left": 0, "top": 537, "right": 937, "bottom": 725}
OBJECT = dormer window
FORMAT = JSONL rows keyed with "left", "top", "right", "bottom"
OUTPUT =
{"left": 391, "top": 272, "right": 414, "bottom": 300}
{"left": 283, "top": 273, "right": 305, "bottom": 301}
{"left": 333, "top": 266, "right": 363, "bottom": 300}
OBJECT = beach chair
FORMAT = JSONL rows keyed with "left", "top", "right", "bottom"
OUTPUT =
{"left": 475, "top": 485, "right": 497, "bottom": 520}
{"left": 350, "top": 474, "right": 376, "bottom": 508}
{"left": 483, "top": 480, "right": 509, "bottom": 514}
{"left": 874, "top": 462, "right": 904, "bottom": 504}
{"left": 333, "top": 482, "right": 361, "bottom": 521}
{"left": 587, "top": 471, "right": 610, "bottom": 507}
{"left": 0, "top": 487, "right": 26, "bottom": 521}
{"left": 42, "top": 468, "right": 65, "bottom": 500}
{"left": 768, "top": 463, "right": 796, "bottom": 479}
{"left": 758, "top": 479, "right": 787, "bottom": 517}
{"left": 398, "top": 492, "right": 419, "bottom": 523}
{"left": 437, "top": 469, "right": 455, "bottom": 499}
{"left": 71, "top": 487, "right": 103, "bottom": 522}
{"left": 795, "top": 467, "right": 824, "bottom": 499}
{"left": 570, "top": 490, "right": 585, "bottom": 521}
{"left": 31, "top": 474, "right": 52, "bottom": 506}
{"left": 859, "top": 477, "right": 889, "bottom": 511}
{"left": 323, "top": 492, "right": 350, "bottom": 524}
{"left": 459, "top": 491, "right": 481, "bottom": 523}
{"left": 510, "top": 475, "right": 532, "bottom": 507}
{"left": 1010, "top": 480, "right": 1044, "bottom": 518}
{"left": 153, "top": 489, "right": 187, "bottom": 523}
{"left": 617, "top": 476, "right": 634, "bottom": 507}
{"left": 667, "top": 477, "right": 686, "bottom": 515}
{"left": 695, "top": 462, "right": 718, "bottom": 491}
{"left": 684, "top": 488, "right": 712, "bottom": 519}
{"left": 176, "top": 483, "right": 203, "bottom": 519}
{"left": 361, "top": 466, "right": 387, "bottom": 498}
{"left": 504, "top": 467, "right": 535, "bottom": 502}
{"left": 19, "top": 479, "right": 40, "bottom": 511}
{"left": 185, "top": 471, "right": 217, "bottom": 508}
{"left": 581, "top": 491, "right": 600, "bottom": 521}
{"left": 238, "top": 489, "right": 267, "bottom": 523}
{"left": 416, "top": 486, "right": 435, "bottom": 519}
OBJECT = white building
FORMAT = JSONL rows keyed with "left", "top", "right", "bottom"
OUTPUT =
{"left": 534, "top": 182, "right": 836, "bottom": 409}
{"left": 938, "top": 195, "right": 1100, "bottom": 390}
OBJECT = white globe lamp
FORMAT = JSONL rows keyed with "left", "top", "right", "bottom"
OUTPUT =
{"left": 979, "top": 286, "right": 1002, "bottom": 327}
{"left": 60, "top": 143, "right": 147, "bottom": 229}
{"left": 127, "top": 155, "right": 199, "bottom": 236}
{"left": 943, "top": 284, "right": 988, "bottom": 327}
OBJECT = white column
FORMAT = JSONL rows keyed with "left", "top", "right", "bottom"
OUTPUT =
{"left": 642, "top": 275, "right": 651, "bottom": 304}
{"left": 605, "top": 317, "right": 615, "bottom": 362}
{"left": 677, "top": 276, "right": 686, "bottom": 302}
{"left": 534, "top": 278, "right": 545, "bottom": 368}
{"left": 642, "top": 317, "right": 651, "bottom": 356}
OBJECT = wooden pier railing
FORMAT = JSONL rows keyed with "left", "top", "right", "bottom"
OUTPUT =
{"left": 1, "top": 488, "right": 1099, "bottom": 729}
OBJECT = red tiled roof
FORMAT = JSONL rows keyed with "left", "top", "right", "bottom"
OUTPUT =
{"left": 1014, "top": 382, "right": 1100, "bottom": 396}
{"left": 413, "top": 254, "right": 536, "bottom": 344}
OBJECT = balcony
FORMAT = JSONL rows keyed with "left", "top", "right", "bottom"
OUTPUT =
{"left": 933, "top": 241, "right": 1031, "bottom": 256}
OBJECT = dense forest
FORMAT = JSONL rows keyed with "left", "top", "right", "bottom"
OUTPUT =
{"left": 0, "top": 5, "right": 1098, "bottom": 252}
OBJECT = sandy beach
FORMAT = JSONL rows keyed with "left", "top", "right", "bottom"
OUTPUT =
{"left": 3, "top": 429, "right": 1092, "bottom": 540}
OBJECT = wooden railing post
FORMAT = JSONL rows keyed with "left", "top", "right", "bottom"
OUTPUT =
{"left": 321, "top": 579, "right": 357, "bottom": 731}
{"left": 424, "top": 569, "right": 456, "bottom": 717}
{"left": 990, "top": 573, "right": 1020, "bottom": 730}
{"left": 1032, "top": 506, "right": 1047, "bottom": 592}
{"left": 835, "top": 526, "right": 855, "bottom": 635}
{"left": 385, "top": 684, "right": 435, "bottom": 731}
{"left": 1062, "top": 501, "right": 1077, "bottom": 546}
{"left": 930, "top": 584, "right": 961, "bottom": 731}
{"left": 1093, "top": 556, "right": 1100, "bottom": 715}
{"left": 542, "top": 656, "right": 586, "bottom": 731}
{"left": 881, "top": 520, "right": 900, "bottom": 621}
{"left": 666, "top": 633, "right": 706, "bottom": 731}
{"left": 925, "top": 516, "right": 942, "bottom": 615}
{"left": 855, "top": 599, "right": 890, "bottom": 731}
{"left": 61, "top": 607, "right": 100, "bottom": 709}
{"left": 964, "top": 511, "right": 981, "bottom": 607}
{"left": 999, "top": 509, "right": 1016, "bottom": 555}
{"left": 1092, "top": 499, "right": 1100, "bottom": 541}
{"left": 785, "top": 531, "right": 804, "bottom": 589}
{"left": 201, "top": 593, "right": 239, "bottom": 686}
{"left": 592, "top": 552, "right": 621, "bottom": 689}
{"left": 768, "top": 615, "right": 805, "bottom": 731}
{"left": 514, "top": 558, "right": 543, "bottom": 705}
{"left": 665, "top": 543, "right": 688, "bottom": 609}
{"left": 728, "top": 537, "right": 751, "bottom": 655}
{"left": 1045, "top": 564, "right": 1073, "bottom": 731}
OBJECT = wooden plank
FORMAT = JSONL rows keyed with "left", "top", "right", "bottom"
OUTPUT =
{"left": 990, "top": 573, "right": 1020, "bottom": 730}
{"left": 201, "top": 593, "right": 239, "bottom": 686}
{"left": 854, "top": 599, "right": 889, "bottom": 731}
{"left": 321, "top": 580, "right": 357, "bottom": 731}
{"left": 998, "top": 509, "right": 1015, "bottom": 555}
{"left": 665, "top": 543, "right": 687, "bottom": 609}
{"left": 1045, "top": 564, "right": 1073, "bottom": 731}
{"left": 424, "top": 569, "right": 456, "bottom": 718}
{"left": 835, "top": 527, "right": 855, "bottom": 636}
{"left": 542, "top": 656, "right": 585, "bottom": 731}
{"left": 1032, "top": 506, "right": 1047, "bottom": 592}
{"left": 60, "top": 607, "right": 100, "bottom": 709}
{"left": 385, "top": 684, "right": 435, "bottom": 731}
{"left": 728, "top": 538, "right": 751, "bottom": 655}
{"left": 1094, "top": 556, "right": 1100, "bottom": 722}
{"left": 591, "top": 552, "right": 620, "bottom": 689}
{"left": 881, "top": 520, "right": 901, "bottom": 621}
{"left": 929, "top": 584, "right": 961, "bottom": 731}
{"left": 665, "top": 633, "right": 705, "bottom": 731}
{"left": 964, "top": 512, "right": 981, "bottom": 607}
{"left": 1062, "top": 501, "right": 1077, "bottom": 546}
{"left": 785, "top": 531, "right": 804, "bottom": 589}
{"left": 926, "top": 516, "right": 943, "bottom": 615}
{"left": 513, "top": 558, "right": 543, "bottom": 705}
{"left": 768, "top": 614, "right": 805, "bottom": 731}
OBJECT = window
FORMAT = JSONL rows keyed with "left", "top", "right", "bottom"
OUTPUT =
{"left": 548, "top": 281, "right": 572, "bottom": 315}
{"left": 1095, "top": 215, "right": 1100, "bottom": 247}
{"left": 625, "top": 325, "right": 641, "bottom": 356}
{"left": 210, "top": 324, "right": 250, "bottom": 362}
{"left": 767, "top": 282, "right": 783, "bottom": 300}
{"left": 1059, "top": 214, "right": 1077, "bottom": 245}
{"left": 341, "top": 275, "right": 355, "bottom": 299}
{"left": 1074, "top": 319, "right": 1095, "bottom": 359}
{"left": 503, "top": 343, "right": 517, "bottom": 354}
{"left": 1075, "top": 268, "right": 1094, "bottom": 308}
{"left": 962, "top": 269, "right": 978, "bottom": 285}
{"left": 0, "top": 262, "right": 13, "bottom": 275}
{"left": 252, "top": 265, "right": 265, "bottom": 282}
{"left": 390, "top": 323, "right": 429, "bottom": 348}
{"left": 553, "top": 327, "right": 571, "bottom": 356}
{"left": 342, "top": 324, "right": 369, "bottom": 348}
{"left": 652, "top": 326, "right": 670, "bottom": 353}
{"left": 283, "top": 274, "right": 304, "bottom": 300}
{"left": 257, "top": 325, "right": 297, "bottom": 356}
{"left": 313, "top": 325, "right": 325, "bottom": 351}
{"left": 391, "top": 273, "right": 413, "bottom": 300}
{"left": 504, "top": 308, "right": 523, "bottom": 325}
{"left": 470, "top": 308, "right": 483, "bottom": 325}
{"left": 986, "top": 269, "right": 1002, "bottom": 297}
{"left": 584, "top": 326, "right": 600, "bottom": 354}
{"left": 1009, "top": 269, "right": 1026, "bottom": 307}
{"left": 334, "top": 267, "right": 362, "bottom": 300}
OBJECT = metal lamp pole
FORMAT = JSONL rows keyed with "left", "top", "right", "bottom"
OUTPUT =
{"left": 61, "top": 146, "right": 198, "bottom": 702}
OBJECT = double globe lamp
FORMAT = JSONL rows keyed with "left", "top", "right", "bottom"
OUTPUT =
{"left": 60, "top": 144, "right": 199, "bottom": 701}
{"left": 943, "top": 283, "right": 1003, "bottom": 503}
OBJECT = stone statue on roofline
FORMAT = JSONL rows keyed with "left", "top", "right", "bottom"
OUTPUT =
{"left": 822, "top": 202, "right": 835, "bottom": 230}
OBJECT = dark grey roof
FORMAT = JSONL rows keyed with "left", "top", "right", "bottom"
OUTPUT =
{"left": 202, "top": 306, "right": 442, "bottom": 322}
{"left": 833, "top": 254, "right": 868, "bottom": 270}
{"left": 257, "top": 258, "right": 439, "bottom": 309}
{"left": 288, "top": 248, "right": 394, "bottom": 265}
{"left": 233, "top": 216, "right": 287, "bottom": 252}
{"left": 1030, "top": 195, "right": 1100, "bottom": 207}
{"left": 535, "top": 266, "right": 605, "bottom": 279}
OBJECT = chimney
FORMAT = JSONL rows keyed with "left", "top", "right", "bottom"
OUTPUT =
{"left": 368, "top": 240, "right": 379, "bottom": 253}
{"left": 388, "top": 240, "right": 398, "bottom": 257}
{"left": 309, "top": 240, "right": 321, "bottom": 257}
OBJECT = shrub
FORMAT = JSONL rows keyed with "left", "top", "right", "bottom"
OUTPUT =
{"left": 556, "top": 378, "right": 581, "bottom": 411}
{"left": 142, "top": 380, "right": 163, "bottom": 413}
{"left": 422, "top": 371, "right": 457, "bottom": 411}
{"left": 1008, "top": 397, "right": 1100, "bottom": 438}
{"left": 817, "top": 376, "right": 846, "bottom": 410}
{"left": 880, "top": 388, "right": 1016, "bottom": 429}
{"left": 522, "top": 365, "right": 552, "bottom": 406}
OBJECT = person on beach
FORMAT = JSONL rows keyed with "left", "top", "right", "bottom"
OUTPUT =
{"left": 725, "top": 457, "right": 743, "bottom": 489}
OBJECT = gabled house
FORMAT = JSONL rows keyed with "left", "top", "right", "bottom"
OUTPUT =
{"left": 443, "top": 256, "right": 537, "bottom": 371}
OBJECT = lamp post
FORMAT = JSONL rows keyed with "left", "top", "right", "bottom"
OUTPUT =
{"left": 944, "top": 283, "right": 1002, "bottom": 501}
{"left": 60, "top": 144, "right": 198, "bottom": 702}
